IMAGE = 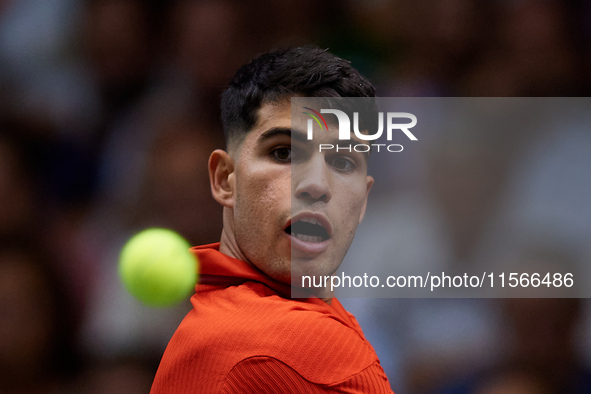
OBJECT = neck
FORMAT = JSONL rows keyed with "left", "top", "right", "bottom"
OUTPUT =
{"left": 218, "top": 227, "right": 245, "bottom": 261}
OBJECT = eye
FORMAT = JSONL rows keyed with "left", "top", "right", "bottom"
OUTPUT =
{"left": 272, "top": 147, "right": 291, "bottom": 162}
{"left": 330, "top": 156, "right": 356, "bottom": 172}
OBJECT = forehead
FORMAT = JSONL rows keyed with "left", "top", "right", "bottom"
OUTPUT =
{"left": 253, "top": 100, "right": 292, "bottom": 132}
{"left": 248, "top": 100, "right": 366, "bottom": 145}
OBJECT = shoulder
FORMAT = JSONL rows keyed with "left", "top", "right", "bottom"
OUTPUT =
{"left": 222, "top": 356, "right": 393, "bottom": 394}
{"left": 177, "top": 281, "right": 381, "bottom": 384}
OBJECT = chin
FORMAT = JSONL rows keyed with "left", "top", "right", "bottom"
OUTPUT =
{"left": 291, "top": 255, "right": 338, "bottom": 278}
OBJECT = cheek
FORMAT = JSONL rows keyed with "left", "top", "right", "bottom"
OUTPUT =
{"left": 234, "top": 165, "right": 290, "bottom": 229}
{"left": 333, "top": 180, "right": 368, "bottom": 231}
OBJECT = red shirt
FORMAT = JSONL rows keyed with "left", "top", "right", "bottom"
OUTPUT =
{"left": 150, "top": 243, "right": 393, "bottom": 393}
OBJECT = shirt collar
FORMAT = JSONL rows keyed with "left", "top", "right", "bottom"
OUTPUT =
{"left": 191, "top": 242, "right": 292, "bottom": 296}
{"left": 190, "top": 243, "right": 355, "bottom": 324}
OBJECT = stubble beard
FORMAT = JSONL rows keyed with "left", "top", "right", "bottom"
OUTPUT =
{"left": 233, "top": 197, "right": 292, "bottom": 284}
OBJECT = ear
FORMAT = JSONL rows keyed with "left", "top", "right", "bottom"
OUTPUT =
{"left": 209, "top": 149, "right": 235, "bottom": 208}
{"left": 358, "top": 175, "right": 374, "bottom": 224}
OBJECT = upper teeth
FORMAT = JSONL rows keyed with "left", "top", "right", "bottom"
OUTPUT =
{"left": 300, "top": 217, "right": 319, "bottom": 225}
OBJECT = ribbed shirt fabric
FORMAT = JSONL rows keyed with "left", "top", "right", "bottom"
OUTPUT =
{"left": 150, "top": 243, "right": 393, "bottom": 393}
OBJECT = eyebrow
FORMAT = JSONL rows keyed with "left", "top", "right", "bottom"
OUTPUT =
{"left": 257, "top": 127, "right": 309, "bottom": 144}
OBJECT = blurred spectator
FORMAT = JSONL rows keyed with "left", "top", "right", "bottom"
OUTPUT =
{"left": 78, "top": 106, "right": 222, "bottom": 359}
{"left": 76, "top": 356, "right": 158, "bottom": 394}
{"left": 0, "top": 126, "right": 37, "bottom": 237}
{"left": 460, "top": 0, "right": 580, "bottom": 96}
{"left": 0, "top": 0, "right": 81, "bottom": 81}
{"left": 455, "top": 366, "right": 552, "bottom": 394}
{"left": 434, "top": 298, "right": 591, "bottom": 394}
{"left": 0, "top": 237, "right": 80, "bottom": 393}
{"left": 82, "top": 0, "right": 157, "bottom": 120}
{"left": 129, "top": 118, "right": 223, "bottom": 244}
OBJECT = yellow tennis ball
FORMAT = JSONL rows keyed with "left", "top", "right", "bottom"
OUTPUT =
{"left": 118, "top": 228, "right": 199, "bottom": 307}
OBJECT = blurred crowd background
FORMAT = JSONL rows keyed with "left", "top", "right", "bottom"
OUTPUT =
{"left": 0, "top": 0, "right": 590, "bottom": 393}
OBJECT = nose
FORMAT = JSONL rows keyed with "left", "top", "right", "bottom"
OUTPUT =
{"left": 294, "top": 154, "right": 332, "bottom": 203}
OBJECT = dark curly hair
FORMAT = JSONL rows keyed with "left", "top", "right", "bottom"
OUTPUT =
{"left": 220, "top": 46, "right": 376, "bottom": 148}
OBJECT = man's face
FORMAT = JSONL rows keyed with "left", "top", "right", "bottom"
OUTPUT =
{"left": 230, "top": 100, "right": 373, "bottom": 286}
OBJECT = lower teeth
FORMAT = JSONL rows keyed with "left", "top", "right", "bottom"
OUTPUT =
{"left": 292, "top": 232, "right": 322, "bottom": 243}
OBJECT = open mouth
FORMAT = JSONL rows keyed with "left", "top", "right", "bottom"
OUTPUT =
{"left": 285, "top": 217, "right": 330, "bottom": 243}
